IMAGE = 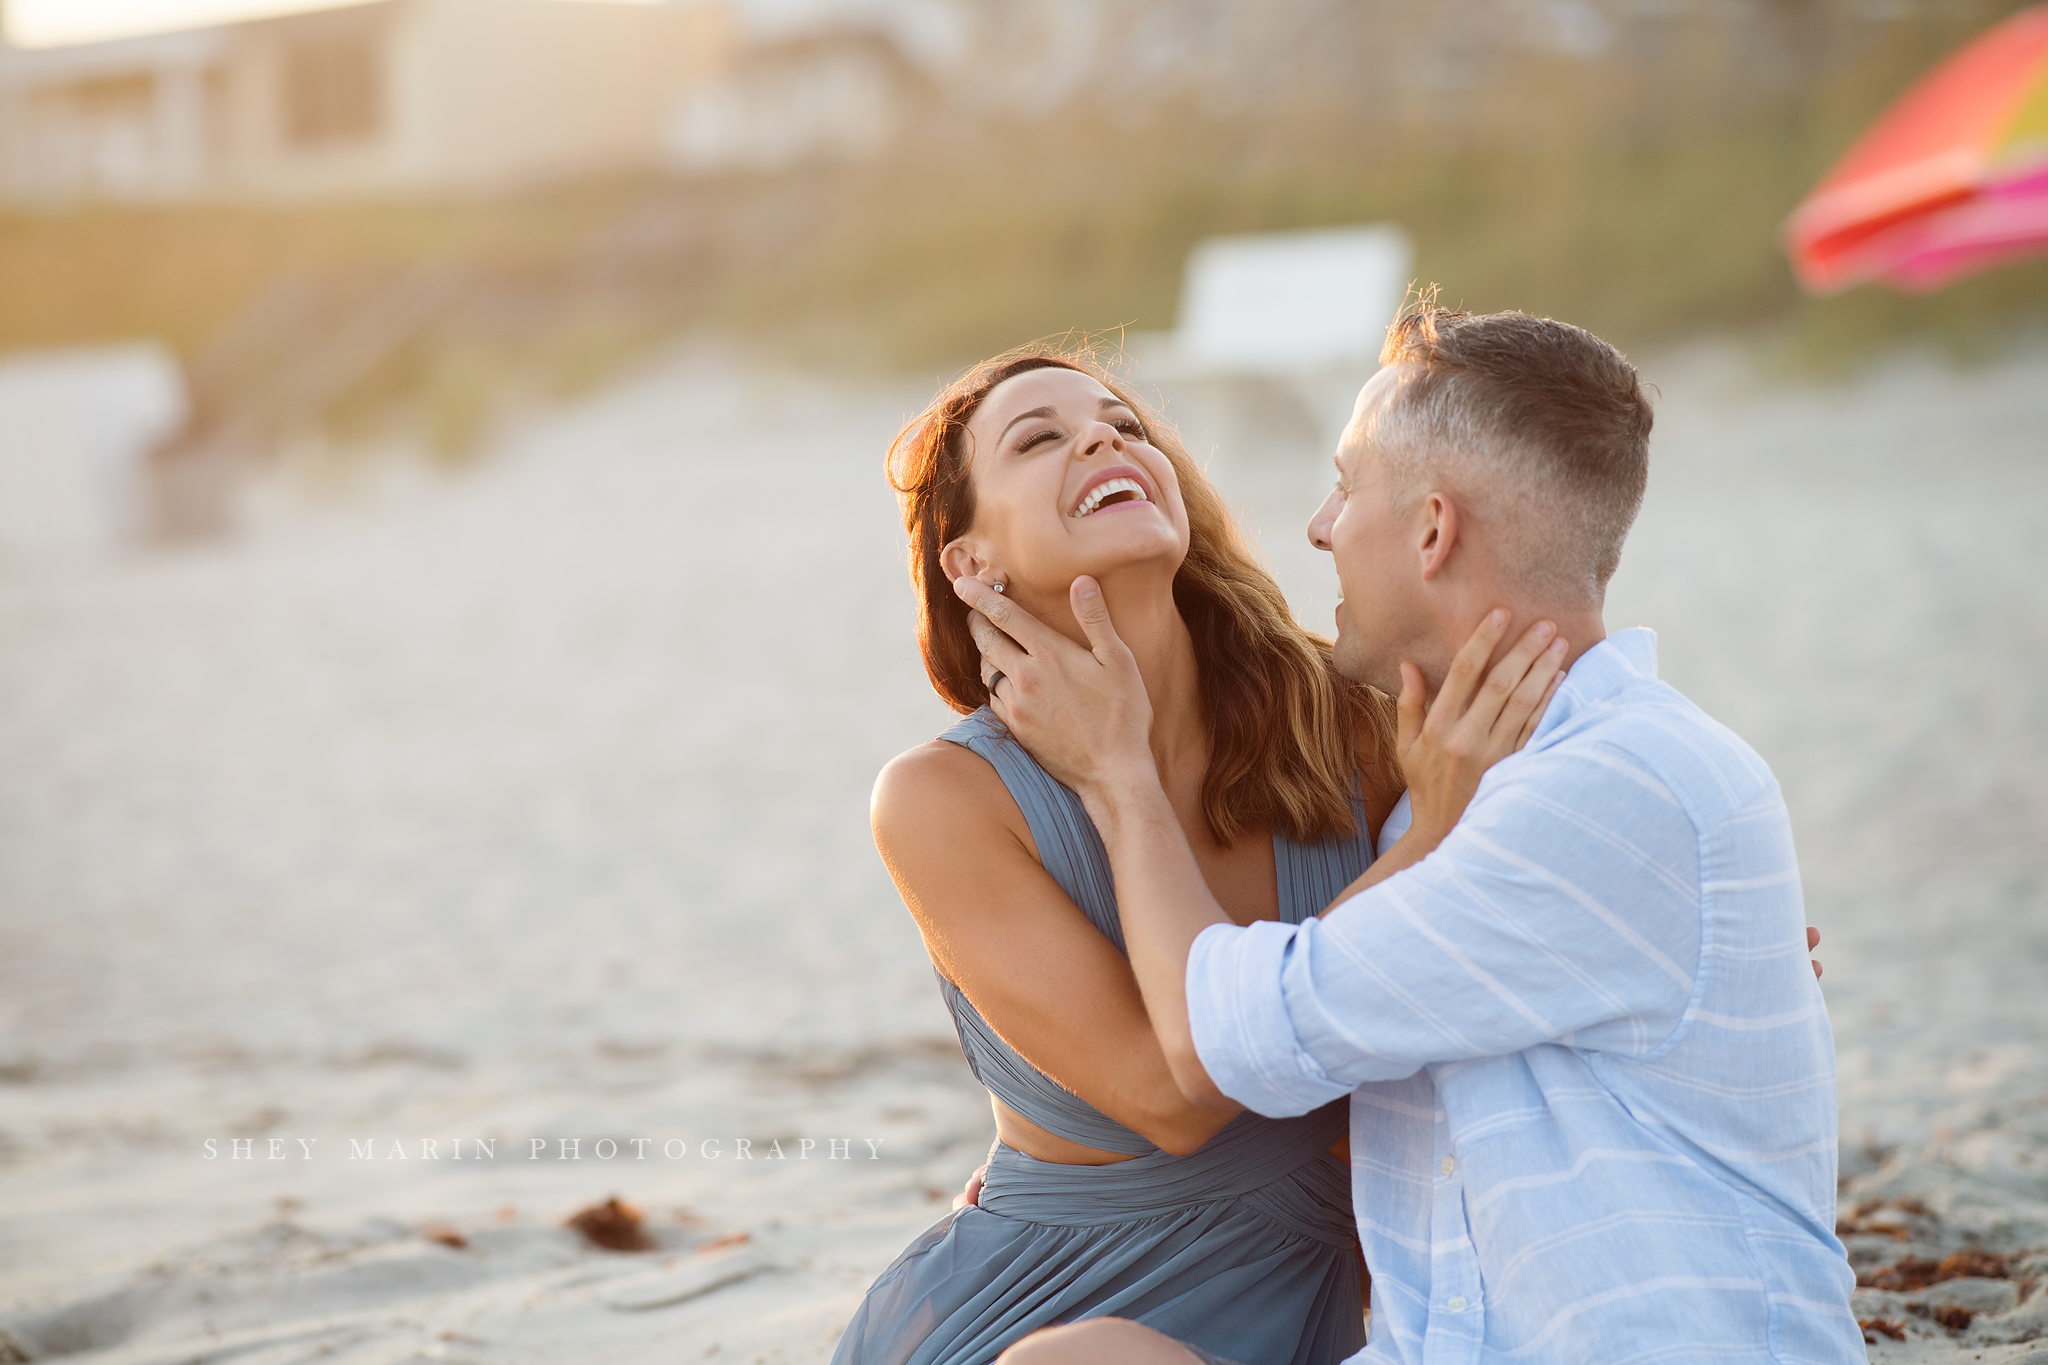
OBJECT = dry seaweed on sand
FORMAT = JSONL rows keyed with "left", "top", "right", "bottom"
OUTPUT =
{"left": 1858, "top": 1248, "right": 2011, "bottom": 1293}
{"left": 566, "top": 1197, "right": 655, "bottom": 1253}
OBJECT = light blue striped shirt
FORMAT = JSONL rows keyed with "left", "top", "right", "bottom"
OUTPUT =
{"left": 1186, "top": 629, "right": 1861, "bottom": 1365}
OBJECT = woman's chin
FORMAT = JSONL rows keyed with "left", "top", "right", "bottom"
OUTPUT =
{"left": 1065, "top": 518, "right": 1185, "bottom": 563}
{"left": 1011, "top": 550, "right": 1182, "bottom": 603}
{"left": 1080, "top": 539, "right": 1187, "bottom": 583}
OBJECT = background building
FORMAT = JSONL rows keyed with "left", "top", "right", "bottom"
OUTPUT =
{"left": 0, "top": 0, "right": 729, "bottom": 203}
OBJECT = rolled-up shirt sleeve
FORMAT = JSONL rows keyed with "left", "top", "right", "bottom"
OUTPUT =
{"left": 1187, "top": 747, "right": 1712, "bottom": 1114}
{"left": 1187, "top": 919, "right": 1352, "bottom": 1117}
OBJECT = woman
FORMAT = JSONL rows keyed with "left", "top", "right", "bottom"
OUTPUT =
{"left": 833, "top": 348, "right": 1548, "bottom": 1365}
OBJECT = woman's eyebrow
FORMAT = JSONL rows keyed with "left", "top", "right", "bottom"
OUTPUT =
{"left": 996, "top": 397, "right": 1130, "bottom": 445}
{"left": 997, "top": 406, "right": 1057, "bottom": 443}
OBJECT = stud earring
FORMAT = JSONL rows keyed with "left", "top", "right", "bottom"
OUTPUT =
{"left": 992, "top": 581, "right": 1006, "bottom": 594}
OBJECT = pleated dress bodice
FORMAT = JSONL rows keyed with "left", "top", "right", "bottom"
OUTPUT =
{"left": 935, "top": 706, "right": 1374, "bottom": 1163}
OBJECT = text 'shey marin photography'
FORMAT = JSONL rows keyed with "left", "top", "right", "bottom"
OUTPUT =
{"left": 200, "top": 1137, "right": 893, "bottom": 1163}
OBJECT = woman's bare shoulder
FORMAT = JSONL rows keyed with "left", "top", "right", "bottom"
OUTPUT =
{"left": 871, "top": 738, "right": 1040, "bottom": 923}
{"left": 871, "top": 738, "right": 1017, "bottom": 844}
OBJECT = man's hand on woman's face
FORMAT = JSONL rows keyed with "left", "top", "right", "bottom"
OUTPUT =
{"left": 952, "top": 575, "right": 1154, "bottom": 798}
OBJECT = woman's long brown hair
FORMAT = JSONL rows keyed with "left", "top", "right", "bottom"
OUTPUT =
{"left": 887, "top": 345, "right": 1398, "bottom": 846}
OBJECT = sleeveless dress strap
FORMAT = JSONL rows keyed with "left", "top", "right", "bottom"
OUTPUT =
{"left": 942, "top": 709, "right": 1126, "bottom": 949}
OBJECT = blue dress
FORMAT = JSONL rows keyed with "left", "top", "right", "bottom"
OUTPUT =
{"left": 832, "top": 709, "right": 1372, "bottom": 1365}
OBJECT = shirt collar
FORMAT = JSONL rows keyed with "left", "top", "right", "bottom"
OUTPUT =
{"left": 1528, "top": 626, "right": 1658, "bottom": 746}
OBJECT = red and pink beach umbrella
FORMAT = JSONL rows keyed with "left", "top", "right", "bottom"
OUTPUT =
{"left": 1786, "top": 4, "right": 2048, "bottom": 294}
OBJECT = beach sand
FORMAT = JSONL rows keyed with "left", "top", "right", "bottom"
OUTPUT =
{"left": 1, "top": 339, "right": 2043, "bottom": 1362}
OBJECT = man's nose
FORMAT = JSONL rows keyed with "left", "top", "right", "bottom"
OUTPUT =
{"left": 1307, "top": 490, "right": 1339, "bottom": 551}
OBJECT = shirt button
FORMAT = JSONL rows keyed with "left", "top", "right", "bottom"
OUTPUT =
{"left": 1440, "top": 1156, "right": 1455, "bottom": 1175}
{"left": 1447, "top": 1296, "right": 1469, "bottom": 1314}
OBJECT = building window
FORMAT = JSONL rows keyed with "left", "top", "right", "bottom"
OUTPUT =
{"left": 283, "top": 35, "right": 381, "bottom": 146}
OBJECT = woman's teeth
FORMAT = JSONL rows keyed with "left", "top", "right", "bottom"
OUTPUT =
{"left": 1072, "top": 478, "right": 1148, "bottom": 518}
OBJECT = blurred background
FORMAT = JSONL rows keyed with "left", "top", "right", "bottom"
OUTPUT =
{"left": 2, "top": 0, "right": 2046, "bottom": 501}
{"left": 1, "top": 4, "right": 2046, "bottom": 1363}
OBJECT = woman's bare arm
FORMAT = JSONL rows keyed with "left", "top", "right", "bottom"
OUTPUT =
{"left": 872, "top": 740, "right": 1243, "bottom": 1158}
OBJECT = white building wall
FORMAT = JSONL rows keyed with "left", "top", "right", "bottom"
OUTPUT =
{"left": 0, "top": 26, "right": 230, "bottom": 201}
{"left": 399, "top": 0, "right": 728, "bottom": 194}
{"left": 0, "top": 0, "right": 729, "bottom": 204}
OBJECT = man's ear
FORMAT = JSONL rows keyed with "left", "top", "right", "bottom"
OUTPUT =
{"left": 940, "top": 538, "right": 990, "bottom": 584}
{"left": 1416, "top": 492, "right": 1461, "bottom": 584}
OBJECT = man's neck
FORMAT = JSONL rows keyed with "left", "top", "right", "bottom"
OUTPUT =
{"left": 1429, "top": 603, "right": 1608, "bottom": 696}
{"left": 1546, "top": 607, "right": 1608, "bottom": 674}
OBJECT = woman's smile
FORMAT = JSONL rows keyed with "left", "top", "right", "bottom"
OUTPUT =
{"left": 940, "top": 366, "right": 1190, "bottom": 602}
{"left": 1068, "top": 466, "right": 1157, "bottom": 519}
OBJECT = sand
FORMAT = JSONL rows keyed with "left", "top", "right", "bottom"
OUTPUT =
{"left": 0, "top": 337, "right": 2043, "bottom": 1363}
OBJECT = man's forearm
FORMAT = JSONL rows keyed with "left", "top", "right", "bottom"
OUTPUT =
{"left": 1080, "top": 770, "right": 1236, "bottom": 1109}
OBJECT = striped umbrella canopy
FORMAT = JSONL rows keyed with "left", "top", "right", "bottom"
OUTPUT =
{"left": 1786, "top": 5, "right": 2048, "bottom": 294}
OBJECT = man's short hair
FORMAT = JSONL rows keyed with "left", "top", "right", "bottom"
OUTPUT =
{"left": 1367, "top": 303, "right": 1652, "bottom": 603}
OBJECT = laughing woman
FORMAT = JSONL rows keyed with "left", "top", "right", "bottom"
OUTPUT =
{"left": 831, "top": 349, "right": 1539, "bottom": 1365}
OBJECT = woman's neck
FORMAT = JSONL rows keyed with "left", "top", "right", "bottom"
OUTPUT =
{"left": 1028, "top": 564, "right": 1207, "bottom": 784}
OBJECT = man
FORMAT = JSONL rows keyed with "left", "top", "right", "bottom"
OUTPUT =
{"left": 952, "top": 305, "right": 1861, "bottom": 1364}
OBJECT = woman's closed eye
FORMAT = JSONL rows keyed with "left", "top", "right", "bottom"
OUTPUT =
{"left": 1015, "top": 417, "right": 1143, "bottom": 453}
